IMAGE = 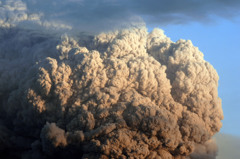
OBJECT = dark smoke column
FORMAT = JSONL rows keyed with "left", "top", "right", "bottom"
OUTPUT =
{"left": 0, "top": 26, "right": 223, "bottom": 159}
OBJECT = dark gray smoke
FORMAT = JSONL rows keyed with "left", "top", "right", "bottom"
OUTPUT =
{"left": 1, "top": 0, "right": 240, "bottom": 32}
{"left": 0, "top": 0, "right": 224, "bottom": 159}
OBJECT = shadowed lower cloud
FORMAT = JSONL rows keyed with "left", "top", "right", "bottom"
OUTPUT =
{"left": 215, "top": 133, "right": 240, "bottom": 159}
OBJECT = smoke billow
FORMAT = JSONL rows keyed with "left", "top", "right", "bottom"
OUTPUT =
{"left": 0, "top": 0, "right": 223, "bottom": 159}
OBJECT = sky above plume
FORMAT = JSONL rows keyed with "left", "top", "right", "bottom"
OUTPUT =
{"left": 2, "top": 0, "right": 240, "bottom": 32}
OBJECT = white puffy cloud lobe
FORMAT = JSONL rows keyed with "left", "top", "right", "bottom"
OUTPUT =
{"left": 0, "top": 0, "right": 223, "bottom": 159}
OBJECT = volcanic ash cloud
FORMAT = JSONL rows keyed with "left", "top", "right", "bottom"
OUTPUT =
{"left": 0, "top": 27, "right": 223, "bottom": 158}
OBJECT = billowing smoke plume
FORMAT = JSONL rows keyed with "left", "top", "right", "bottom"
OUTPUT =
{"left": 0, "top": 0, "right": 223, "bottom": 159}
